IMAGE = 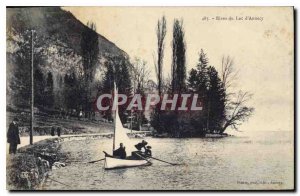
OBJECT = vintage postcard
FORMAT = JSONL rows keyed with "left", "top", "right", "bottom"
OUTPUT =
{"left": 6, "top": 6, "right": 294, "bottom": 190}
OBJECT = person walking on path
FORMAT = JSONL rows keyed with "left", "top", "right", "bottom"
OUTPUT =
{"left": 51, "top": 126, "right": 55, "bottom": 136}
{"left": 7, "top": 118, "right": 20, "bottom": 154}
{"left": 56, "top": 127, "right": 61, "bottom": 137}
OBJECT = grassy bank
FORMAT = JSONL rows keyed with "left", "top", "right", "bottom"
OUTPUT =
{"left": 6, "top": 133, "right": 117, "bottom": 190}
{"left": 7, "top": 110, "right": 113, "bottom": 136}
{"left": 6, "top": 138, "right": 65, "bottom": 190}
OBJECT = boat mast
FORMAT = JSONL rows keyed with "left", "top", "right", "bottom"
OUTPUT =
{"left": 113, "top": 82, "right": 117, "bottom": 152}
{"left": 130, "top": 109, "right": 133, "bottom": 133}
{"left": 112, "top": 62, "right": 117, "bottom": 152}
{"left": 30, "top": 30, "right": 34, "bottom": 145}
{"left": 113, "top": 81, "right": 118, "bottom": 151}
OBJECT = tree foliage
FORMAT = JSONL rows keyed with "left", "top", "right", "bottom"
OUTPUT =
{"left": 101, "top": 55, "right": 132, "bottom": 122}
{"left": 220, "top": 56, "right": 254, "bottom": 133}
{"left": 151, "top": 46, "right": 253, "bottom": 136}
{"left": 34, "top": 68, "right": 45, "bottom": 107}
{"left": 171, "top": 19, "right": 186, "bottom": 94}
{"left": 81, "top": 22, "right": 99, "bottom": 115}
{"left": 44, "top": 72, "right": 54, "bottom": 108}
{"left": 154, "top": 16, "right": 167, "bottom": 96}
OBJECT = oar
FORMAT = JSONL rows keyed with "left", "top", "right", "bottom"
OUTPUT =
{"left": 47, "top": 177, "right": 72, "bottom": 187}
{"left": 134, "top": 152, "right": 152, "bottom": 164}
{"left": 150, "top": 156, "right": 181, "bottom": 166}
{"left": 88, "top": 158, "right": 105, "bottom": 163}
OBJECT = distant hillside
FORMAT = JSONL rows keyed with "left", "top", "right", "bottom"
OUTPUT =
{"left": 6, "top": 7, "right": 128, "bottom": 57}
{"left": 6, "top": 7, "right": 130, "bottom": 108}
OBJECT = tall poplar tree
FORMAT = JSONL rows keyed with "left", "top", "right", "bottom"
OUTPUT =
{"left": 171, "top": 19, "right": 186, "bottom": 95}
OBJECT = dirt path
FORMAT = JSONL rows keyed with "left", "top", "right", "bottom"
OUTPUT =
{"left": 15, "top": 130, "right": 150, "bottom": 149}
{"left": 18, "top": 135, "right": 56, "bottom": 148}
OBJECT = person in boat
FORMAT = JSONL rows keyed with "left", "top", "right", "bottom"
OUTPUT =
{"left": 135, "top": 140, "right": 148, "bottom": 151}
{"left": 113, "top": 143, "right": 127, "bottom": 159}
{"left": 145, "top": 146, "right": 152, "bottom": 157}
{"left": 103, "top": 143, "right": 127, "bottom": 159}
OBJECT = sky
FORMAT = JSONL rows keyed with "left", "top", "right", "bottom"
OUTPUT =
{"left": 63, "top": 7, "right": 294, "bottom": 133}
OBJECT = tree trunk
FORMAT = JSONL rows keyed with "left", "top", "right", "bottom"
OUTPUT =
{"left": 221, "top": 123, "right": 230, "bottom": 133}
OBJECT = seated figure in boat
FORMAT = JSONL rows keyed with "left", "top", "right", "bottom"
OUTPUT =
{"left": 104, "top": 143, "right": 127, "bottom": 159}
{"left": 113, "top": 143, "right": 127, "bottom": 159}
{"left": 134, "top": 140, "right": 148, "bottom": 151}
{"left": 132, "top": 141, "right": 151, "bottom": 159}
{"left": 145, "top": 146, "right": 152, "bottom": 157}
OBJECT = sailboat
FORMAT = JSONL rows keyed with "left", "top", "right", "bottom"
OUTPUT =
{"left": 104, "top": 83, "right": 152, "bottom": 170}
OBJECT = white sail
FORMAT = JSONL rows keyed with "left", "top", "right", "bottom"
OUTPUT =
{"left": 113, "top": 83, "right": 135, "bottom": 155}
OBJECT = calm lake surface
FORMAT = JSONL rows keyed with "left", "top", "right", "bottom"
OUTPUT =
{"left": 43, "top": 131, "right": 294, "bottom": 190}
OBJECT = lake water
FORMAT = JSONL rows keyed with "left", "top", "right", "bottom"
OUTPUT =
{"left": 43, "top": 131, "right": 294, "bottom": 190}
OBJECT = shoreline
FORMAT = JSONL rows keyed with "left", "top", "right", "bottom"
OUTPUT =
{"left": 153, "top": 132, "right": 233, "bottom": 138}
{"left": 6, "top": 132, "right": 150, "bottom": 190}
{"left": 7, "top": 131, "right": 234, "bottom": 190}
{"left": 7, "top": 133, "right": 114, "bottom": 190}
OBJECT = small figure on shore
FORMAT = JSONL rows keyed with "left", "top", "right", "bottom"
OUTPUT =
{"left": 56, "top": 127, "right": 61, "bottom": 137}
{"left": 7, "top": 118, "right": 20, "bottom": 154}
{"left": 135, "top": 140, "right": 148, "bottom": 151}
{"left": 51, "top": 126, "right": 55, "bottom": 136}
{"left": 145, "top": 146, "right": 152, "bottom": 157}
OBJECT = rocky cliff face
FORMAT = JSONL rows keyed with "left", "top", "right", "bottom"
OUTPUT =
{"left": 7, "top": 7, "right": 128, "bottom": 57}
{"left": 6, "top": 7, "right": 130, "bottom": 108}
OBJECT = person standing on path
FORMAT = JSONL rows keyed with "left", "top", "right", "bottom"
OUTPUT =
{"left": 51, "top": 126, "right": 55, "bottom": 136}
{"left": 56, "top": 127, "right": 61, "bottom": 137}
{"left": 7, "top": 118, "right": 20, "bottom": 154}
